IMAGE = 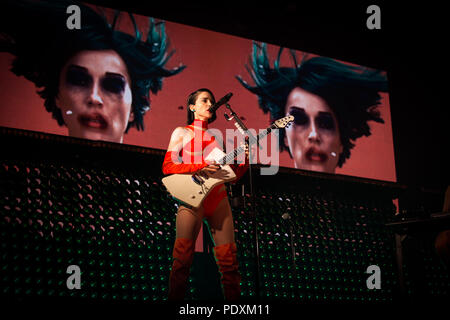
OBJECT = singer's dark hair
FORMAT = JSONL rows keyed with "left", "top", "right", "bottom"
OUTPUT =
{"left": 0, "top": 0, "right": 185, "bottom": 132}
{"left": 186, "top": 88, "right": 217, "bottom": 124}
{"left": 236, "top": 42, "right": 388, "bottom": 167}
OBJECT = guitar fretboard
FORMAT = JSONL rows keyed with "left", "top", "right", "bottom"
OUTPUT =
{"left": 219, "top": 124, "right": 276, "bottom": 165}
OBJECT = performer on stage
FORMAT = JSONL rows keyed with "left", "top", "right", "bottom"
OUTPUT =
{"left": 237, "top": 42, "right": 388, "bottom": 173}
{"left": 0, "top": 0, "right": 184, "bottom": 143}
{"left": 162, "top": 88, "right": 249, "bottom": 300}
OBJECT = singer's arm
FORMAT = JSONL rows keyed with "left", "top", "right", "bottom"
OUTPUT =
{"left": 162, "top": 127, "right": 208, "bottom": 175}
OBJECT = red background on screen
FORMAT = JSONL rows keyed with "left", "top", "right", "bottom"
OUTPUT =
{"left": 0, "top": 7, "right": 396, "bottom": 183}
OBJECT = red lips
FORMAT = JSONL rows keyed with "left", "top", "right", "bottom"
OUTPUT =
{"left": 305, "top": 147, "right": 328, "bottom": 163}
{"left": 78, "top": 113, "right": 108, "bottom": 129}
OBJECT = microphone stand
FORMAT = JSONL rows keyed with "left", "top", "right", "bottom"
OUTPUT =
{"left": 282, "top": 212, "right": 298, "bottom": 297}
{"left": 223, "top": 103, "right": 261, "bottom": 301}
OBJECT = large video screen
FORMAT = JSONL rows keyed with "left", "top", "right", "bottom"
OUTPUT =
{"left": 0, "top": 1, "right": 396, "bottom": 182}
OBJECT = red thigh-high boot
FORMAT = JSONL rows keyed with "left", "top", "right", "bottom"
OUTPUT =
{"left": 168, "top": 238, "right": 195, "bottom": 301}
{"left": 214, "top": 242, "right": 241, "bottom": 301}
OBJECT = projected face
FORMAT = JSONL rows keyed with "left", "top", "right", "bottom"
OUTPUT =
{"left": 285, "top": 87, "right": 343, "bottom": 173}
{"left": 56, "top": 50, "right": 134, "bottom": 143}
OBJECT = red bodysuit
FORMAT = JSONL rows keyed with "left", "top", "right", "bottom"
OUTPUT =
{"left": 162, "top": 119, "right": 248, "bottom": 217}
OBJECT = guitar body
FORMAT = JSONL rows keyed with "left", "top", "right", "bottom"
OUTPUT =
{"left": 161, "top": 115, "right": 294, "bottom": 208}
{"left": 162, "top": 147, "right": 236, "bottom": 208}
{"left": 162, "top": 165, "right": 236, "bottom": 208}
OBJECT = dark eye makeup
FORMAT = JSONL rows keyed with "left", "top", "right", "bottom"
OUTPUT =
{"left": 316, "top": 112, "right": 336, "bottom": 130}
{"left": 288, "top": 107, "right": 309, "bottom": 126}
{"left": 101, "top": 74, "right": 126, "bottom": 94}
{"left": 65, "top": 66, "right": 92, "bottom": 87}
{"left": 288, "top": 107, "right": 336, "bottom": 131}
{"left": 65, "top": 65, "right": 126, "bottom": 94}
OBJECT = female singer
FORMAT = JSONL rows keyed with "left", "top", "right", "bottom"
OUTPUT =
{"left": 162, "top": 88, "right": 248, "bottom": 300}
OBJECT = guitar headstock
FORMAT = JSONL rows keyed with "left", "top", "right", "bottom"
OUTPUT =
{"left": 273, "top": 115, "right": 294, "bottom": 129}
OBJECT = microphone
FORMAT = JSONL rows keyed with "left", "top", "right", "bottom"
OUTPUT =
{"left": 209, "top": 92, "right": 233, "bottom": 113}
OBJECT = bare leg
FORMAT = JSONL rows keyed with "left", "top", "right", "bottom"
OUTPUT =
{"left": 168, "top": 205, "right": 204, "bottom": 300}
{"left": 176, "top": 205, "right": 204, "bottom": 240}
{"left": 206, "top": 197, "right": 235, "bottom": 246}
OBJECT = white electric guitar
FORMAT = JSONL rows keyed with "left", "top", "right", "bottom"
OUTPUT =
{"left": 161, "top": 115, "right": 294, "bottom": 208}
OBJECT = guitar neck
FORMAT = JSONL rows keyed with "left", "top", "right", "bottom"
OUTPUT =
{"left": 219, "top": 124, "right": 276, "bottom": 164}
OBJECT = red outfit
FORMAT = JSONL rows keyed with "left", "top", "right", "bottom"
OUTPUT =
{"left": 168, "top": 238, "right": 194, "bottom": 300}
{"left": 162, "top": 119, "right": 248, "bottom": 216}
{"left": 164, "top": 119, "right": 246, "bottom": 301}
{"left": 214, "top": 242, "right": 241, "bottom": 300}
